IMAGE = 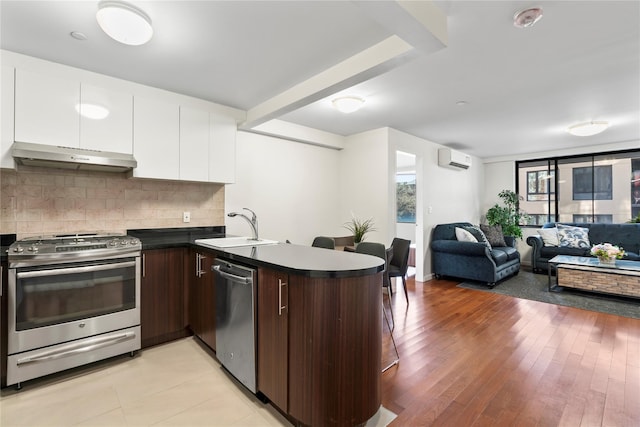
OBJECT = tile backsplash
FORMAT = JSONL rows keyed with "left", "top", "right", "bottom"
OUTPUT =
{"left": 1, "top": 166, "right": 225, "bottom": 238}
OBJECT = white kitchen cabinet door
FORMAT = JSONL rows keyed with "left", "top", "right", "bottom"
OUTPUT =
{"left": 80, "top": 84, "right": 133, "bottom": 154}
{"left": 179, "top": 106, "right": 209, "bottom": 182}
{"left": 132, "top": 96, "right": 180, "bottom": 180}
{"left": 14, "top": 69, "right": 80, "bottom": 147}
{"left": 1, "top": 65, "right": 15, "bottom": 169}
{"left": 209, "top": 114, "right": 236, "bottom": 183}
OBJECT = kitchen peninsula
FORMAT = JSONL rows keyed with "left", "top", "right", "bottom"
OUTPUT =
{"left": 129, "top": 228, "right": 385, "bottom": 427}
{"left": 197, "top": 241, "right": 385, "bottom": 427}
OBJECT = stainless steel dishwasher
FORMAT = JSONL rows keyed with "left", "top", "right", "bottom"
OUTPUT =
{"left": 213, "top": 259, "right": 257, "bottom": 393}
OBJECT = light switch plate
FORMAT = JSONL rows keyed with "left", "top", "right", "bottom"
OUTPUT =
{"left": 183, "top": 212, "right": 191, "bottom": 223}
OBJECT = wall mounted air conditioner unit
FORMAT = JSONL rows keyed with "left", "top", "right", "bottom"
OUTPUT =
{"left": 438, "top": 148, "right": 472, "bottom": 170}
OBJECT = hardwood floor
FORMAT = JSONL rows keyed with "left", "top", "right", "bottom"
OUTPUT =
{"left": 381, "top": 273, "right": 640, "bottom": 427}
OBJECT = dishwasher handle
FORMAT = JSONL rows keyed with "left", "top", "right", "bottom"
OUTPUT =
{"left": 213, "top": 265, "right": 252, "bottom": 284}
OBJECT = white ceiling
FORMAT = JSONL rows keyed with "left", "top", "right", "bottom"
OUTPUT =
{"left": 1, "top": 1, "right": 638, "bottom": 159}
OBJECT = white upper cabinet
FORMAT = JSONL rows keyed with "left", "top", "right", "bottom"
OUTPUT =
{"left": 14, "top": 69, "right": 80, "bottom": 147}
{"left": 133, "top": 96, "right": 180, "bottom": 180}
{"left": 13, "top": 69, "right": 134, "bottom": 154}
{"left": 80, "top": 84, "right": 133, "bottom": 154}
{"left": 209, "top": 114, "right": 236, "bottom": 183}
{"left": 1, "top": 65, "right": 15, "bottom": 169}
{"left": 179, "top": 106, "right": 209, "bottom": 182}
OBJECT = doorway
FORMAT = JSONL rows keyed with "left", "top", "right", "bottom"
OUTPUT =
{"left": 395, "top": 151, "right": 422, "bottom": 280}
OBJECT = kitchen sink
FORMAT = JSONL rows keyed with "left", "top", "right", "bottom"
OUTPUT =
{"left": 195, "top": 237, "right": 279, "bottom": 249}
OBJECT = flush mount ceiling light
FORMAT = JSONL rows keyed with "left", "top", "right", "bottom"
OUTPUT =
{"left": 96, "top": 0, "right": 153, "bottom": 46}
{"left": 567, "top": 121, "right": 609, "bottom": 137}
{"left": 75, "top": 103, "right": 110, "bottom": 120}
{"left": 513, "top": 7, "right": 543, "bottom": 28}
{"left": 332, "top": 96, "right": 365, "bottom": 113}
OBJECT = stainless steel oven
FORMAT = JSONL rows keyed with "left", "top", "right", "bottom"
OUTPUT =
{"left": 7, "top": 234, "right": 142, "bottom": 388}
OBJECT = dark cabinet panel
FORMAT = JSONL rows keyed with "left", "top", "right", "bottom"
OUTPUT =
{"left": 257, "top": 268, "right": 288, "bottom": 411}
{"left": 189, "top": 249, "right": 216, "bottom": 350}
{"left": 140, "top": 248, "right": 188, "bottom": 348}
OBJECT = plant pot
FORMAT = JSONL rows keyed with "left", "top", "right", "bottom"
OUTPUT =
{"left": 597, "top": 256, "right": 616, "bottom": 266}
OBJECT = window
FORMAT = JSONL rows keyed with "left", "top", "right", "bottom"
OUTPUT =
{"left": 527, "top": 170, "right": 555, "bottom": 201}
{"left": 517, "top": 150, "right": 639, "bottom": 225}
{"left": 573, "top": 214, "right": 613, "bottom": 224}
{"left": 396, "top": 173, "right": 416, "bottom": 223}
{"left": 573, "top": 165, "right": 612, "bottom": 200}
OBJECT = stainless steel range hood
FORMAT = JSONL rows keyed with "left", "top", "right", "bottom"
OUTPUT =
{"left": 11, "top": 141, "right": 137, "bottom": 172}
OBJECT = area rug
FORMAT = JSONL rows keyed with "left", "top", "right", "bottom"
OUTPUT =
{"left": 458, "top": 271, "right": 640, "bottom": 320}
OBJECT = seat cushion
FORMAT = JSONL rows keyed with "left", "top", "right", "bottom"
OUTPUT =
{"left": 494, "top": 246, "right": 519, "bottom": 261}
{"left": 540, "top": 246, "right": 589, "bottom": 258}
{"left": 490, "top": 249, "right": 508, "bottom": 265}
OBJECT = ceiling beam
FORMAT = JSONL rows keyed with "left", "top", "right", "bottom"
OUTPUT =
{"left": 241, "top": 35, "right": 416, "bottom": 130}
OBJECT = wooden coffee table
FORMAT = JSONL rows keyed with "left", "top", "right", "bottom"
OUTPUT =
{"left": 548, "top": 255, "right": 640, "bottom": 299}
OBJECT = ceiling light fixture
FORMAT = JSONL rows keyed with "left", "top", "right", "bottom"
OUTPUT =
{"left": 76, "top": 103, "right": 110, "bottom": 120}
{"left": 332, "top": 96, "right": 365, "bottom": 113}
{"left": 567, "top": 121, "right": 609, "bottom": 137}
{"left": 96, "top": 0, "right": 153, "bottom": 46}
{"left": 513, "top": 7, "right": 543, "bottom": 28}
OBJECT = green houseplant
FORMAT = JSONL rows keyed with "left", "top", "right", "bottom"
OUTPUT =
{"left": 485, "top": 190, "right": 529, "bottom": 239}
{"left": 343, "top": 216, "right": 376, "bottom": 244}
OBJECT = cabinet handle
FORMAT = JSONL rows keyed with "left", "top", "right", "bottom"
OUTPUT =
{"left": 142, "top": 253, "right": 146, "bottom": 278}
{"left": 195, "top": 253, "right": 204, "bottom": 277}
{"left": 278, "top": 278, "right": 287, "bottom": 316}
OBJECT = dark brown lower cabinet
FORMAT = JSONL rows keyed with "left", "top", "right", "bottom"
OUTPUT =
{"left": 140, "top": 248, "right": 189, "bottom": 348}
{"left": 189, "top": 248, "right": 216, "bottom": 350}
{"left": 257, "top": 267, "right": 382, "bottom": 427}
{"left": 257, "top": 268, "right": 289, "bottom": 411}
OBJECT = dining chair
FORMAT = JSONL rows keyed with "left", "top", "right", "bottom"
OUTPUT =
{"left": 388, "top": 237, "right": 412, "bottom": 304}
{"left": 355, "top": 242, "right": 394, "bottom": 326}
{"left": 311, "top": 236, "right": 335, "bottom": 249}
{"left": 354, "top": 242, "right": 399, "bottom": 371}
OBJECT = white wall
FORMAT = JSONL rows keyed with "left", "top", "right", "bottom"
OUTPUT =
{"left": 338, "top": 128, "right": 391, "bottom": 244}
{"left": 224, "top": 131, "right": 341, "bottom": 245}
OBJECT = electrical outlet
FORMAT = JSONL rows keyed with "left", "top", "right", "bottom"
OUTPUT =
{"left": 183, "top": 212, "right": 191, "bottom": 223}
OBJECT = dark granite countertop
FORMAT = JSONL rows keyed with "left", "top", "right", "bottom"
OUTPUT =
{"left": 1, "top": 234, "right": 17, "bottom": 263}
{"left": 127, "top": 227, "right": 383, "bottom": 278}
{"left": 127, "top": 226, "right": 225, "bottom": 250}
{"left": 195, "top": 241, "right": 384, "bottom": 279}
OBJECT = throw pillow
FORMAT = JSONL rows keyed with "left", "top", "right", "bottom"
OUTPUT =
{"left": 557, "top": 224, "right": 590, "bottom": 249}
{"left": 463, "top": 225, "right": 492, "bottom": 249}
{"left": 455, "top": 227, "right": 477, "bottom": 243}
{"left": 538, "top": 227, "right": 559, "bottom": 247}
{"left": 480, "top": 224, "right": 507, "bottom": 247}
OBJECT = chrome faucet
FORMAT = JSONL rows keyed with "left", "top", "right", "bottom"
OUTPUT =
{"left": 228, "top": 208, "right": 259, "bottom": 240}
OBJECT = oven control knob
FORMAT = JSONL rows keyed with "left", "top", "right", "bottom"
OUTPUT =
{"left": 14, "top": 246, "right": 23, "bottom": 253}
{"left": 109, "top": 241, "right": 118, "bottom": 246}
{"left": 27, "top": 246, "right": 38, "bottom": 252}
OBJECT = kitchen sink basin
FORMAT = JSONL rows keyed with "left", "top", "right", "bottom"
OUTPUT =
{"left": 195, "top": 237, "right": 279, "bottom": 249}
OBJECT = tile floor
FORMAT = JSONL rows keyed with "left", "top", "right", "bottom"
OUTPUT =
{"left": 0, "top": 338, "right": 396, "bottom": 426}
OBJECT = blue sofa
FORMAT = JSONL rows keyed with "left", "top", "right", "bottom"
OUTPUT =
{"left": 526, "top": 222, "right": 640, "bottom": 273}
{"left": 431, "top": 222, "right": 521, "bottom": 287}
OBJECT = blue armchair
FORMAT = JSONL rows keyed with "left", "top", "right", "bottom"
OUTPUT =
{"left": 431, "top": 222, "right": 520, "bottom": 287}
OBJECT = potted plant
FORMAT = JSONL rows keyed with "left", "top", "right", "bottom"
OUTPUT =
{"left": 485, "top": 189, "right": 529, "bottom": 239}
{"left": 343, "top": 216, "right": 376, "bottom": 244}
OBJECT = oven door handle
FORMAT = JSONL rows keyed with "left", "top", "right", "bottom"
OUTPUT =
{"left": 16, "top": 261, "right": 137, "bottom": 279}
{"left": 16, "top": 331, "right": 137, "bottom": 366}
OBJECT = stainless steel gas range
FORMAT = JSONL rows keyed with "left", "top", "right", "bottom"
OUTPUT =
{"left": 7, "top": 234, "right": 142, "bottom": 389}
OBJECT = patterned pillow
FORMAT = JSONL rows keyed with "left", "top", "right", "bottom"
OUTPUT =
{"left": 455, "top": 227, "right": 477, "bottom": 243}
{"left": 463, "top": 225, "right": 492, "bottom": 249}
{"left": 557, "top": 224, "right": 590, "bottom": 249}
{"left": 480, "top": 224, "right": 507, "bottom": 247}
{"left": 538, "top": 228, "right": 559, "bottom": 247}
